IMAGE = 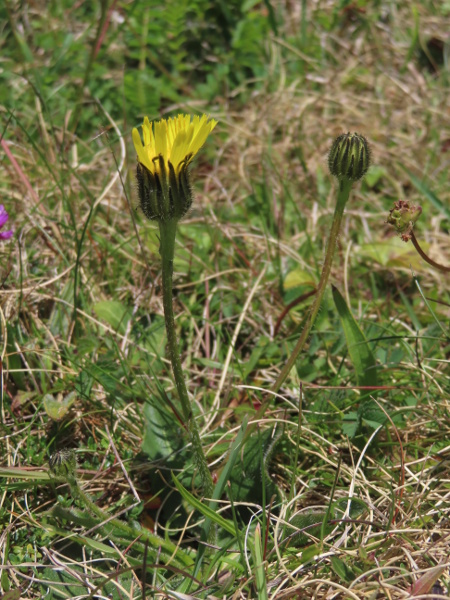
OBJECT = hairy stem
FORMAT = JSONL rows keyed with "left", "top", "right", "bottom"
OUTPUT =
{"left": 410, "top": 231, "right": 450, "bottom": 273}
{"left": 159, "top": 220, "right": 214, "bottom": 499}
{"left": 272, "top": 179, "right": 353, "bottom": 392}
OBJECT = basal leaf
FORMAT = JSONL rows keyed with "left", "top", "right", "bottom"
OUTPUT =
{"left": 332, "top": 286, "right": 378, "bottom": 389}
{"left": 43, "top": 391, "right": 76, "bottom": 421}
{"left": 228, "top": 425, "right": 282, "bottom": 504}
{"left": 283, "top": 268, "right": 316, "bottom": 290}
{"left": 141, "top": 399, "right": 184, "bottom": 462}
{"left": 330, "top": 556, "right": 355, "bottom": 582}
{"left": 93, "top": 300, "right": 132, "bottom": 334}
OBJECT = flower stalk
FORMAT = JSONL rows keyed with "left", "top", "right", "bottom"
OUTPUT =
{"left": 272, "top": 132, "right": 370, "bottom": 393}
{"left": 272, "top": 179, "right": 352, "bottom": 392}
{"left": 133, "top": 114, "right": 217, "bottom": 499}
{"left": 158, "top": 218, "right": 214, "bottom": 497}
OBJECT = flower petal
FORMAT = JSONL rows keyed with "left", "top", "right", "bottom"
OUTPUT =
{"left": 133, "top": 114, "right": 217, "bottom": 175}
{"left": 132, "top": 128, "right": 153, "bottom": 172}
{"left": 0, "top": 205, "right": 9, "bottom": 228}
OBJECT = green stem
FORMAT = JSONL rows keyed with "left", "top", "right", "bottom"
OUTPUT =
{"left": 64, "top": 476, "right": 192, "bottom": 567}
{"left": 159, "top": 220, "right": 214, "bottom": 499}
{"left": 272, "top": 179, "right": 353, "bottom": 393}
{"left": 159, "top": 220, "right": 191, "bottom": 421}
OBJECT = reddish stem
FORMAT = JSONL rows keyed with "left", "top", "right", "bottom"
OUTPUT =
{"left": 274, "top": 289, "right": 317, "bottom": 336}
{"left": 410, "top": 231, "right": 450, "bottom": 273}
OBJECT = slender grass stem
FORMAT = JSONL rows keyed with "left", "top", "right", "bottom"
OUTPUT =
{"left": 272, "top": 179, "right": 353, "bottom": 392}
{"left": 159, "top": 220, "right": 214, "bottom": 499}
{"left": 410, "top": 231, "right": 450, "bottom": 273}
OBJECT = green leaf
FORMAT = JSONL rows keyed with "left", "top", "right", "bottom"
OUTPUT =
{"left": 43, "top": 391, "right": 76, "bottom": 421}
{"left": 283, "top": 268, "right": 316, "bottom": 290}
{"left": 5, "top": 324, "right": 27, "bottom": 390}
{"left": 359, "top": 401, "right": 387, "bottom": 429}
{"left": 0, "top": 466, "right": 51, "bottom": 481}
{"left": 93, "top": 300, "right": 132, "bottom": 334}
{"left": 171, "top": 473, "right": 238, "bottom": 537}
{"left": 141, "top": 400, "right": 183, "bottom": 462}
{"left": 204, "top": 418, "right": 248, "bottom": 531}
{"left": 334, "top": 497, "right": 367, "bottom": 519}
{"left": 242, "top": 337, "right": 278, "bottom": 379}
{"left": 330, "top": 556, "right": 355, "bottom": 582}
{"left": 332, "top": 286, "right": 378, "bottom": 389}
{"left": 358, "top": 238, "right": 424, "bottom": 270}
{"left": 287, "top": 512, "right": 333, "bottom": 547}
{"left": 88, "top": 362, "right": 122, "bottom": 397}
{"left": 141, "top": 396, "right": 201, "bottom": 509}
{"left": 253, "top": 523, "right": 268, "bottom": 600}
{"left": 364, "top": 165, "right": 386, "bottom": 188}
{"left": 228, "top": 425, "right": 282, "bottom": 504}
{"left": 342, "top": 411, "right": 360, "bottom": 438}
{"left": 41, "top": 564, "right": 134, "bottom": 599}
{"left": 300, "top": 543, "right": 321, "bottom": 564}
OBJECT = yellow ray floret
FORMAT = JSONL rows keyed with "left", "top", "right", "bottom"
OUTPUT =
{"left": 132, "top": 114, "right": 217, "bottom": 175}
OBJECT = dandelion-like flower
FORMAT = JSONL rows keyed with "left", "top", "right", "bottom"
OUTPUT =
{"left": 0, "top": 205, "right": 13, "bottom": 240}
{"left": 132, "top": 114, "right": 217, "bottom": 221}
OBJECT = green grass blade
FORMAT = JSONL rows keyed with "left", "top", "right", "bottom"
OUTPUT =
{"left": 171, "top": 473, "right": 238, "bottom": 537}
{"left": 0, "top": 467, "right": 50, "bottom": 481}
{"left": 398, "top": 164, "right": 450, "bottom": 220}
{"left": 253, "top": 523, "right": 268, "bottom": 600}
{"left": 414, "top": 277, "right": 449, "bottom": 337}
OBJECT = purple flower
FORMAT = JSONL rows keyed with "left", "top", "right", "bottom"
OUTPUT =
{"left": 0, "top": 205, "right": 13, "bottom": 240}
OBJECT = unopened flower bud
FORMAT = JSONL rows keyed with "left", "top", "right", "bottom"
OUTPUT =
{"left": 387, "top": 199, "right": 422, "bottom": 241}
{"left": 328, "top": 132, "right": 371, "bottom": 182}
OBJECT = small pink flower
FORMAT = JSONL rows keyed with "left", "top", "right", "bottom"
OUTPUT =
{"left": 0, "top": 205, "right": 13, "bottom": 240}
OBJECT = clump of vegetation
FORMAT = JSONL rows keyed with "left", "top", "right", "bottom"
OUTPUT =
{"left": 0, "top": 1, "right": 449, "bottom": 598}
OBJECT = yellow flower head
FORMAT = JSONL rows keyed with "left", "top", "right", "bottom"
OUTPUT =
{"left": 132, "top": 114, "right": 217, "bottom": 176}
{"left": 133, "top": 114, "right": 217, "bottom": 222}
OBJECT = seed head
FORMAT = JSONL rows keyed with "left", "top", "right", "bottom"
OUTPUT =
{"left": 49, "top": 449, "right": 77, "bottom": 479}
{"left": 328, "top": 132, "right": 371, "bottom": 182}
{"left": 386, "top": 199, "right": 422, "bottom": 242}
